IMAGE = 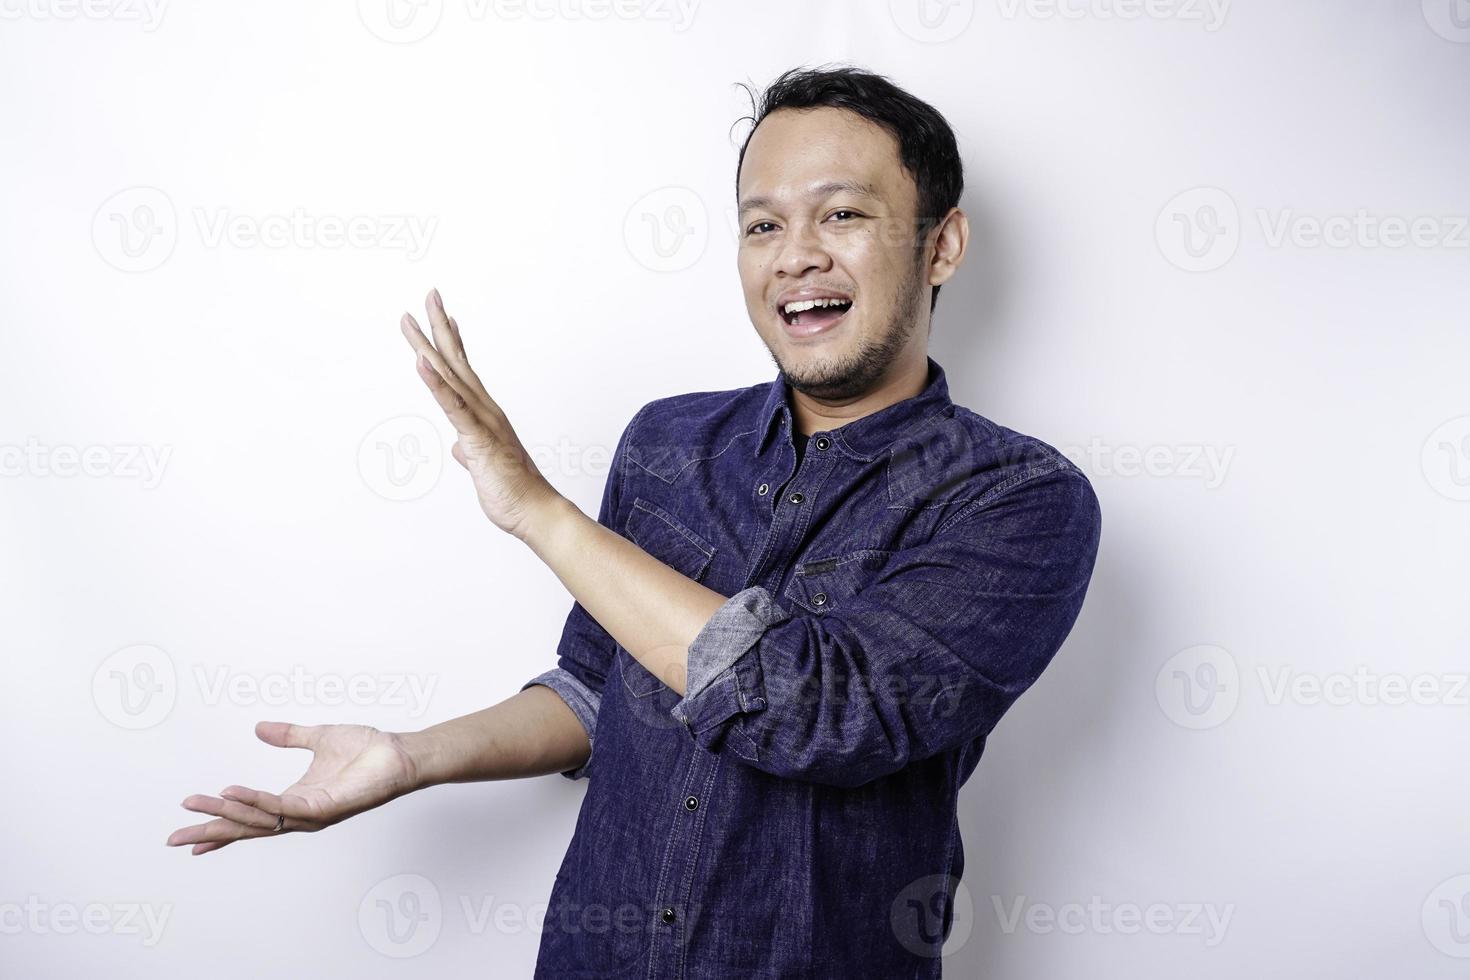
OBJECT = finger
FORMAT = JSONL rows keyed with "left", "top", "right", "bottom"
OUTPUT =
{"left": 192, "top": 840, "right": 230, "bottom": 855}
{"left": 400, "top": 313, "right": 481, "bottom": 415}
{"left": 451, "top": 440, "right": 468, "bottom": 470}
{"left": 415, "top": 353, "right": 493, "bottom": 440}
{"left": 180, "top": 792, "right": 279, "bottom": 830}
{"left": 166, "top": 816, "right": 264, "bottom": 847}
{"left": 425, "top": 290, "right": 492, "bottom": 403}
{"left": 219, "top": 784, "right": 319, "bottom": 823}
{"left": 254, "top": 720, "right": 317, "bottom": 751}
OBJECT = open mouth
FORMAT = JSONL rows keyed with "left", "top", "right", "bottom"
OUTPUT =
{"left": 779, "top": 296, "right": 854, "bottom": 332}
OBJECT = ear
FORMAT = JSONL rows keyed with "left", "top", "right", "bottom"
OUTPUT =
{"left": 925, "top": 207, "right": 969, "bottom": 288}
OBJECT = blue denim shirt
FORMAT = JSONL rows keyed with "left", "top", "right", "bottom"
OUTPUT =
{"left": 521, "top": 356, "right": 1101, "bottom": 978}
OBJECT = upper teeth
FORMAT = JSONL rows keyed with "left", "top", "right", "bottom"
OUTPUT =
{"left": 783, "top": 298, "right": 850, "bottom": 314}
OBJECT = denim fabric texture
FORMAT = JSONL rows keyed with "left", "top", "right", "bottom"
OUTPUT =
{"left": 520, "top": 356, "right": 1101, "bottom": 977}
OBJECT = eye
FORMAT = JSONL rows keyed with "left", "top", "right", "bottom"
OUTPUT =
{"left": 746, "top": 221, "right": 777, "bottom": 237}
{"left": 827, "top": 209, "right": 861, "bottom": 222}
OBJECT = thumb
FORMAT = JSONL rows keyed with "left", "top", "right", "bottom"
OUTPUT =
{"left": 254, "top": 720, "right": 317, "bottom": 751}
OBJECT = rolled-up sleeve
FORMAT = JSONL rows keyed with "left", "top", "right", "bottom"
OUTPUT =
{"left": 668, "top": 462, "right": 1102, "bottom": 788}
{"left": 520, "top": 404, "right": 644, "bottom": 781}
{"left": 521, "top": 665, "right": 603, "bottom": 781}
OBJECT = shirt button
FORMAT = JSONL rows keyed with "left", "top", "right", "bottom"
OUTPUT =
{"left": 750, "top": 696, "right": 766, "bottom": 710}
{"left": 660, "top": 907, "right": 677, "bottom": 923}
{"left": 812, "top": 592, "right": 828, "bottom": 606}
{"left": 757, "top": 483, "right": 769, "bottom": 495}
{"left": 684, "top": 795, "right": 699, "bottom": 811}
{"left": 789, "top": 491, "right": 804, "bottom": 504}
{"left": 814, "top": 436, "right": 830, "bottom": 450}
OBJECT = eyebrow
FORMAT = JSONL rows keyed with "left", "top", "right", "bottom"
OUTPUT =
{"left": 737, "top": 180, "right": 883, "bottom": 217}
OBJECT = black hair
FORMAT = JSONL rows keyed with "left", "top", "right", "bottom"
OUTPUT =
{"left": 733, "top": 64, "right": 964, "bottom": 314}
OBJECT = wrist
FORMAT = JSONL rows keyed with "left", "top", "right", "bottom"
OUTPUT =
{"left": 395, "top": 728, "right": 444, "bottom": 792}
{"left": 516, "top": 491, "right": 582, "bottom": 556}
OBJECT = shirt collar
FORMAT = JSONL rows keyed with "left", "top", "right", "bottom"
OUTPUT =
{"left": 754, "top": 355, "right": 954, "bottom": 462}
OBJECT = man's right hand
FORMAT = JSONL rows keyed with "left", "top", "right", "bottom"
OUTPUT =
{"left": 165, "top": 721, "right": 420, "bottom": 856}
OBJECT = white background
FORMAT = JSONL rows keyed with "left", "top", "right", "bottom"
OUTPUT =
{"left": 2, "top": 1, "right": 1468, "bottom": 976}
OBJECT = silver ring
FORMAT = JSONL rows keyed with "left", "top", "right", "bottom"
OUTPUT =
{"left": 272, "top": 813, "right": 285, "bottom": 833}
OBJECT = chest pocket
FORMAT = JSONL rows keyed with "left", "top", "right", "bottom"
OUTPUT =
{"left": 620, "top": 497, "right": 717, "bottom": 699}
{"left": 784, "top": 549, "right": 894, "bottom": 615}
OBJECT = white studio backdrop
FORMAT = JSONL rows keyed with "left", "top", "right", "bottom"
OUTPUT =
{"left": 2, "top": 2, "right": 1467, "bottom": 977}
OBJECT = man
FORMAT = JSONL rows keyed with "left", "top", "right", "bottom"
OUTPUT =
{"left": 167, "top": 65, "right": 1102, "bottom": 977}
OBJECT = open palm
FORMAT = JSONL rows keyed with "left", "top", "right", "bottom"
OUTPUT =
{"left": 166, "top": 721, "right": 419, "bottom": 856}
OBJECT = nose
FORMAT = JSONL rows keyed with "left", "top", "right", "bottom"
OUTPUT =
{"left": 773, "top": 220, "right": 833, "bottom": 280}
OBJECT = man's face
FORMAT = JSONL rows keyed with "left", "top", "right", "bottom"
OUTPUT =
{"left": 736, "top": 106, "right": 930, "bottom": 401}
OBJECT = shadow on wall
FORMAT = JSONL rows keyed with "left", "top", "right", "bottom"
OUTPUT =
{"left": 930, "top": 186, "right": 1141, "bottom": 973}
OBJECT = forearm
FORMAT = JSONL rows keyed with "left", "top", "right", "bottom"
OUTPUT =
{"left": 519, "top": 495, "right": 728, "bottom": 696}
{"left": 401, "top": 684, "right": 593, "bottom": 787}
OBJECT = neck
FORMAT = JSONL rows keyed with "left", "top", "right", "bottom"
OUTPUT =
{"left": 789, "top": 352, "right": 930, "bottom": 438}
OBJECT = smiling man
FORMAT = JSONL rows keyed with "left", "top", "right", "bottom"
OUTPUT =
{"left": 168, "top": 65, "right": 1101, "bottom": 978}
